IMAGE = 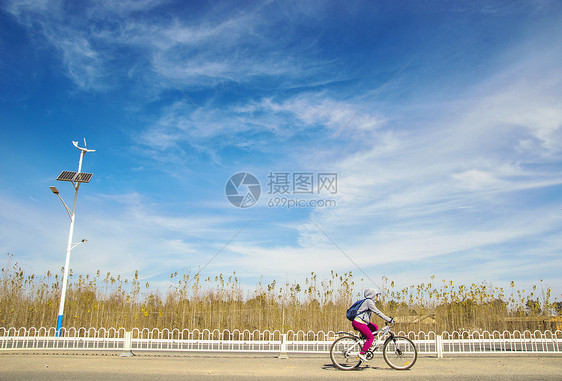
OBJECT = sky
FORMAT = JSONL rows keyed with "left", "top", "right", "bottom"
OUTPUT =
{"left": 1, "top": 0, "right": 561, "bottom": 299}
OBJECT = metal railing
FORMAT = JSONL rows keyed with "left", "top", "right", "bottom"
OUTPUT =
{"left": 1, "top": 327, "right": 561, "bottom": 356}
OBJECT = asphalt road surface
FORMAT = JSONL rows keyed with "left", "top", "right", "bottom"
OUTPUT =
{"left": 1, "top": 351, "right": 561, "bottom": 380}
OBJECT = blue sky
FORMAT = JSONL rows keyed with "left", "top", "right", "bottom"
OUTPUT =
{"left": 1, "top": 0, "right": 561, "bottom": 299}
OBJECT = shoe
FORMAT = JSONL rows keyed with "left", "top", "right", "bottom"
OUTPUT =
{"left": 357, "top": 352, "right": 368, "bottom": 362}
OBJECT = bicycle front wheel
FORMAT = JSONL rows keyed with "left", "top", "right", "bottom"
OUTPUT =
{"left": 330, "top": 336, "right": 362, "bottom": 370}
{"left": 383, "top": 336, "right": 417, "bottom": 370}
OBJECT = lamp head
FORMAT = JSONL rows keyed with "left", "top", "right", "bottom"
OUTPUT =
{"left": 49, "top": 186, "right": 59, "bottom": 194}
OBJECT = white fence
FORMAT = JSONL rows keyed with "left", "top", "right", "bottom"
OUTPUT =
{"left": 1, "top": 327, "right": 561, "bottom": 356}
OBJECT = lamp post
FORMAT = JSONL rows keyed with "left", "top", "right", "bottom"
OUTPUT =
{"left": 50, "top": 139, "right": 95, "bottom": 337}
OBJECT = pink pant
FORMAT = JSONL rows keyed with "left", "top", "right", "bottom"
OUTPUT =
{"left": 352, "top": 320, "right": 379, "bottom": 354}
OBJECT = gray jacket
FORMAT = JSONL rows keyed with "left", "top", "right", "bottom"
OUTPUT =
{"left": 355, "top": 288, "right": 392, "bottom": 323}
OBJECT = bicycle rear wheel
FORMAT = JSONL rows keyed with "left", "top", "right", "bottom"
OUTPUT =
{"left": 382, "top": 336, "right": 417, "bottom": 370}
{"left": 330, "top": 336, "right": 362, "bottom": 370}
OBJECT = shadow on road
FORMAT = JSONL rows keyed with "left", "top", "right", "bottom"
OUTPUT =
{"left": 321, "top": 362, "right": 406, "bottom": 374}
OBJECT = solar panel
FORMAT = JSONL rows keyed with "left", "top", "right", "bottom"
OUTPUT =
{"left": 74, "top": 172, "right": 93, "bottom": 183}
{"left": 57, "top": 171, "right": 77, "bottom": 181}
{"left": 56, "top": 171, "right": 93, "bottom": 183}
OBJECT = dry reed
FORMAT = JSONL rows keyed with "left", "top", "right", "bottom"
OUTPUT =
{"left": 1, "top": 254, "right": 560, "bottom": 333}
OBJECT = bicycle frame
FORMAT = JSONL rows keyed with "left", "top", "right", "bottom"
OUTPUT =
{"left": 336, "top": 323, "right": 395, "bottom": 353}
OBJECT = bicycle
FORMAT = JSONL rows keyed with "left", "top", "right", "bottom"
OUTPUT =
{"left": 330, "top": 322, "right": 417, "bottom": 370}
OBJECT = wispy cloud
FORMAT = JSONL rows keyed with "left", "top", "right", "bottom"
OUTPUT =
{"left": 2, "top": 0, "right": 561, "bottom": 295}
{"left": 134, "top": 26, "right": 562, "bottom": 287}
{"left": 4, "top": 0, "right": 108, "bottom": 90}
{"left": 4, "top": 0, "right": 334, "bottom": 91}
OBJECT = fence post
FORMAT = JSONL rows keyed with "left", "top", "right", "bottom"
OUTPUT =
{"left": 120, "top": 331, "right": 135, "bottom": 357}
{"left": 436, "top": 335, "right": 444, "bottom": 358}
{"left": 278, "top": 333, "right": 289, "bottom": 359}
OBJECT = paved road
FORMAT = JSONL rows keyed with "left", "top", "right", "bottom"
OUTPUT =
{"left": 1, "top": 351, "right": 561, "bottom": 380}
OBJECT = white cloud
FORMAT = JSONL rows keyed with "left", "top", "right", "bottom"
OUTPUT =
{"left": 3, "top": 0, "right": 336, "bottom": 91}
{"left": 91, "top": 0, "right": 170, "bottom": 16}
{"left": 4, "top": 0, "right": 108, "bottom": 90}
{"left": 452, "top": 169, "right": 507, "bottom": 190}
{"left": 261, "top": 36, "right": 562, "bottom": 290}
{"left": 0, "top": 193, "right": 71, "bottom": 275}
{"left": 252, "top": 93, "right": 386, "bottom": 134}
{"left": 3, "top": 0, "right": 561, "bottom": 296}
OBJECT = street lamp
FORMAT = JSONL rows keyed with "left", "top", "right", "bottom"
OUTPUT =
{"left": 50, "top": 139, "right": 95, "bottom": 337}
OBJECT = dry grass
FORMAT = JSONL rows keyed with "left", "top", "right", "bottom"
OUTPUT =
{"left": 1, "top": 254, "right": 560, "bottom": 332}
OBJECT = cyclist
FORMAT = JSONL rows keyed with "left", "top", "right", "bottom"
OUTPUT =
{"left": 352, "top": 288, "right": 394, "bottom": 362}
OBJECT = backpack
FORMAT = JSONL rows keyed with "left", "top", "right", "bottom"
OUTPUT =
{"left": 346, "top": 298, "right": 367, "bottom": 321}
